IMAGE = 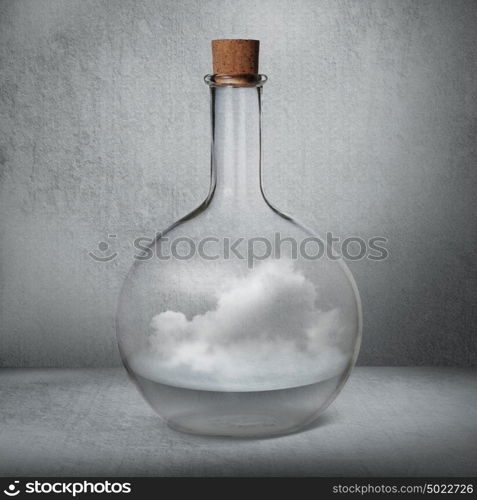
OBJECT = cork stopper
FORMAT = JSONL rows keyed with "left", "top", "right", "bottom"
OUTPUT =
{"left": 211, "top": 39, "right": 260, "bottom": 86}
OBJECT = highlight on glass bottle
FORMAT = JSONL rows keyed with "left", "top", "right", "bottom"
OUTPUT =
{"left": 117, "top": 39, "right": 362, "bottom": 437}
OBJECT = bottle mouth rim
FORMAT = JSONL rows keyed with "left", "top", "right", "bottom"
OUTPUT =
{"left": 204, "top": 74, "right": 268, "bottom": 88}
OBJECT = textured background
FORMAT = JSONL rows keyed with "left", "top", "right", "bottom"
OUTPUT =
{"left": 0, "top": 0, "right": 476, "bottom": 367}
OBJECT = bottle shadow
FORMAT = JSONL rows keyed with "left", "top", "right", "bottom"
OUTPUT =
{"left": 163, "top": 410, "right": 340, "bottom": 442}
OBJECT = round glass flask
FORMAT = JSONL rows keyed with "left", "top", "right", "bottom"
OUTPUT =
{"left": 117, "top": 40, "right": 362, "bottom": 437}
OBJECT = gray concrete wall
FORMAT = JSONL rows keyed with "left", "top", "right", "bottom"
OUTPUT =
{"left": 1, "top": 0, "right": 476, "bottom": 367}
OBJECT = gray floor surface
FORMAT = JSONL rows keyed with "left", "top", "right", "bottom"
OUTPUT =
{"left": 0, "top": 367, "right": 476, "bottom": 477}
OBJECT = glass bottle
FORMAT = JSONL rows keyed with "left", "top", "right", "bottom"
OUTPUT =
{"left": 117, "top": 39, "right": 361, "bottom": 437}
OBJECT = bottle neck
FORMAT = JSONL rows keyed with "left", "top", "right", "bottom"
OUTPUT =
{"left": 209, "top": 86, "right": 265, "bottom": 210}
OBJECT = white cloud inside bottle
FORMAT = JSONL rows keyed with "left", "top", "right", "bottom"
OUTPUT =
{"left": 133, "top": 260, "right": 353, "bottom": 391}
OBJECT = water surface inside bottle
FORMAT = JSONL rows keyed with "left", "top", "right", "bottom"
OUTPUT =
{"left": 131, "top": 370, "right": 344, "bottom": 437}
